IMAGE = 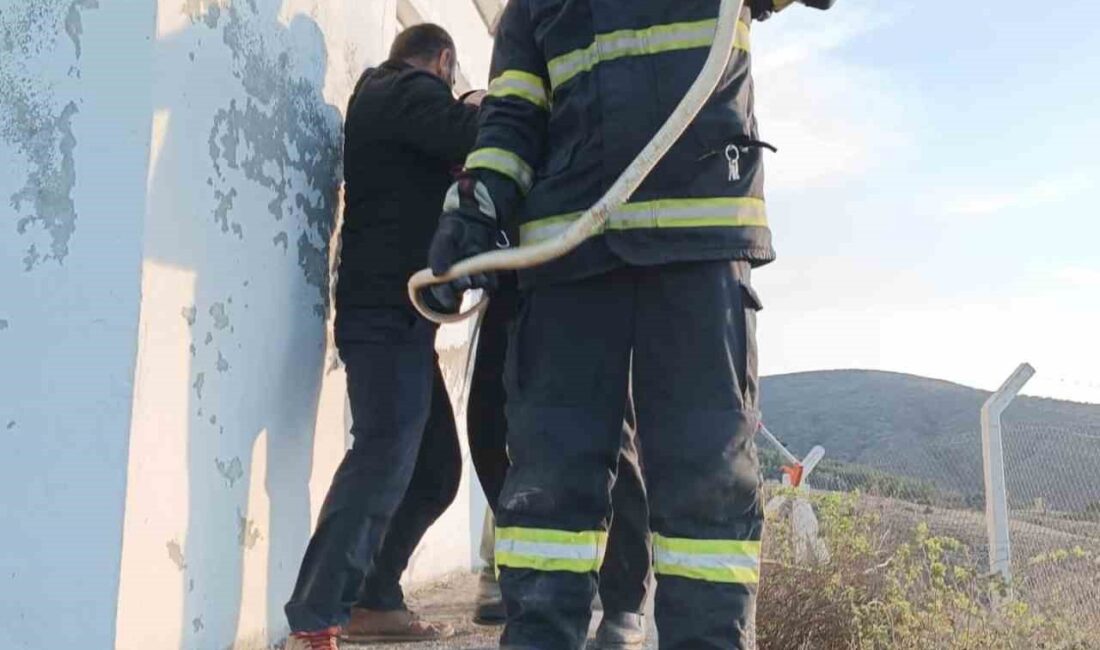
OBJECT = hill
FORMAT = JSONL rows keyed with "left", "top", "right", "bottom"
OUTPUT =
{"left": 759, "top": 370, "right": 1100, "bottom": 512}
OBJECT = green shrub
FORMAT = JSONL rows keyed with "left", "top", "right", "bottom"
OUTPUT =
{"left": 757, "top": 491, "right": 1094, "bottom": 649}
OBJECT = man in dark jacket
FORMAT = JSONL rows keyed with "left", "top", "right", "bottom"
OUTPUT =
{"left": 427, "top": 1, "right": 837, "bottom": 648}
{"left": 284, "top": 24, "right": 479, "bottom": 650}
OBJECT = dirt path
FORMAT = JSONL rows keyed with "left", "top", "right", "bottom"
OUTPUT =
{"left": 345, "top": 572, "right": 659, "bottom": 650}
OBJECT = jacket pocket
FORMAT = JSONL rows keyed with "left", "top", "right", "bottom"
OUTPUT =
{"left": 335, "top": 306, "right": 422, "bottom": 348}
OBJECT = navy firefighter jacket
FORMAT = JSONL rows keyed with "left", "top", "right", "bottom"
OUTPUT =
{"left": 462, "top": 0, "right": 831, "bottom": 286}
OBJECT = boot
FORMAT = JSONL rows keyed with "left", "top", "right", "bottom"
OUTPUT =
{"left": 285, "top": 627, "right": 339, "bottom": 650}
{"left": 591, "top": 612, "right": 646, "bottom": 650}
{"left": 341, "top": 608, "right": 454, "bottom": 642}
{"left": 473, "top": 566, "right": 507, "bottom": 625}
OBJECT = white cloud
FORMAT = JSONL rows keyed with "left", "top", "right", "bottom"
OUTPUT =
{"left": 1052, "top": 265, "right": 1100, "bottom": 289}
{"left": 753, "top": 1, "right": 898, "bottom": 74}
{"left": 759, "top": 298, "right": 1100, "bottom": 404}
{"left": 943, "top": 172, "right": 1093, "bottom": 217}
{"left": 752, "top": 1, "right": 915, "bottom": 191}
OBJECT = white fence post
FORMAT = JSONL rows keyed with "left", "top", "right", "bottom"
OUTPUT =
{"left": 981, "top": 363, "right": 1035, "bottom": 588}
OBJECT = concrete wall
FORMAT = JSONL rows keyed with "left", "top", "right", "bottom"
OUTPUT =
{"left": 1, "top": 2, "right": 154, "bottom": 648}
{"left": 0, "top": 1, "right": 500, "bottom": 648}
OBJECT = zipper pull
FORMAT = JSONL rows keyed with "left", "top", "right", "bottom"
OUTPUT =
{"left": 725, "top": 144, "right": 741, "bottom": 182}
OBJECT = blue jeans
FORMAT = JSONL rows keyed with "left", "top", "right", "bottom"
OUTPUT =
{"left": 285, "top": 307, "right": 460, "bottom": 632}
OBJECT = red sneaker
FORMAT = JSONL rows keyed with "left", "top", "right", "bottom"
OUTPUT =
{"left": 285, "top": 626, "right": 339, "bottom": 650}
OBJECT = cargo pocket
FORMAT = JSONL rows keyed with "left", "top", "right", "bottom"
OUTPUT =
{"left": 739, "top": 280, "right": 763, "bottom": 410}
{"left": 502, "top": 290, "right": 532, "bottom": 401}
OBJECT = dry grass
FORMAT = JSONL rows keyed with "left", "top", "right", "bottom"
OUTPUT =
{"left": 757, "top": 491, "right": 1100, "bottom": 650}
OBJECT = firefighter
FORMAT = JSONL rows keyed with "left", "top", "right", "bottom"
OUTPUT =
{"left": 427, "top": 1, "right": 837, "bottom": 648}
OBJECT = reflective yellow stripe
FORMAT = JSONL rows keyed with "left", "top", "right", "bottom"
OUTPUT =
{"left": 773, "top": 0, "right": 798, "bottom": 10}
{"left": 488, "top": 70, "right": 550, "bottom": 109}
{"left": 653, "top": 534, "right": 762, "bottom": 584}
{"left": 548, "top": 19, "right": 751, "bottom": 90}
{"left": 466, "top": 148, "right": 535, "bottom": 193}
{"left": 495, "top": 527, "right": 608, "bottom": 574}
{"left": 519, "top": 197, "right": 767, "bottom": 246}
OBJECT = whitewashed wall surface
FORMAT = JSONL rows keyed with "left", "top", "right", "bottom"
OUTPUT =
{"left": 0, "top": 1, "right": 503, "bottom": 648}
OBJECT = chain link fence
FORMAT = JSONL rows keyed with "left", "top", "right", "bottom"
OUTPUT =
{"left": 1003, "top": 421, "right": 1100, "bottom": 640}
{"left": 757, "top": 387, "right": 1100, "bottom": 647}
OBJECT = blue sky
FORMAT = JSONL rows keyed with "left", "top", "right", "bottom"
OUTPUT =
{"left": 749, "top": 0, "right": 1100, "bottom": 402}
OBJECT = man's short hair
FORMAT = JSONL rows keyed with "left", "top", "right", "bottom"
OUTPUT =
{"left": 389, "top": 23, "right": 455, "bottom": 63}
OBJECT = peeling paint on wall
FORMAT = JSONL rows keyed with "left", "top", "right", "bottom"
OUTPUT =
{"left": 183, "top": 0, "right": 226, "bottom": 29}
{"left": 195, "top": 2, "right": 341, "bottom": 317}
{"left": 63, "top": 0, "right": 98, "bottom": 58}
{"left": 215, "top": 455, "right": 244, "bottom": 487}
{"left": 192, "top": 371, "right": 205, "bottom": 399}
{"left": 0, "top": 319, "right": 9, "bottom": 330}
{"left": 211, "top": 187, "right": 238, "bottom": 233}
{"left": 236, "top": 508, "right": 261, "bottom": 549}
{"left": 181, "top": 306, "right": 197, "bottom": 325}
{"left": 166, "top": 539, "right": 187, "bottom": 571}
{"left": 215, "top": 350, "right": 230, "bottom": 372}
{"left": 0, "top": 0, "right": 99, "bottom": 270}
{"left": 209, "top": 302, "right": 230, "bottom": 330}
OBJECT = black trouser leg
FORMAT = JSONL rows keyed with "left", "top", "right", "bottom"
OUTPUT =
{"left": 357, "top": 366, "right": 462, "bottom": 611}
{"left": 598, "top": 419, "right": 652, "bottom": 616}
{"left": 498, "top": 270, "right": 635, "bottom": 650}
{"left": 284, "top": 308, "right": 441, "bottom": 632}
{"left": 632, "top": 261, "right": 764, "bottom": 650}
{"left": 467, "top": 282, "right": 515, "bottom": 508}
{"left": 469, "top": 280, "right": 652, "bottom": 620}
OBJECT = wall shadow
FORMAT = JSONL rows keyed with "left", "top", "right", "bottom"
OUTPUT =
{"left": 144, "top": 1, "right": 345, "bottom": 646}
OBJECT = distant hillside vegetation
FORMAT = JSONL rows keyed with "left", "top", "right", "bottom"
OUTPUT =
{"left": 758, "top": 370, "right": 1100, "bottom": 512}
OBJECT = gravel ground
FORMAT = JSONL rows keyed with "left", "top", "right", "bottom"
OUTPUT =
{"left": 345, "top": 572, "right": 658, "bottom": 650}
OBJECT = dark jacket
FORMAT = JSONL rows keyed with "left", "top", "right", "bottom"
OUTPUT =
{"left": 336, "top": 60, "right": 479, "bottom": 310}
{"left": 464, "top": 0, "right": 828, "bottom": 287}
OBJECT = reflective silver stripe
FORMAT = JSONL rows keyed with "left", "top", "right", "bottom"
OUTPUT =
{"left": 547, "top": 48, "right": 597, "bottom": 92}
{"left": 496, "top": 538, "right": 602, "bottom": 562}
{"left": 598, "top": 21, "right": 716, "bottom": 57}
{"left": 488, "top": 70, "right": 549, "bottom": 109}
{"left": 652, "top": 534, "right": 762, "bottom": 583}
{"left": 466, "top": 148, "right": 535, "bottom": 194}
{"left": 518, "top": 214, "right": 576, "bottom": 245}
{"left": 612, "top": 199, "right": 766, "bottom": 229}
{"left": 654, "top": 548, "right": 760, "bottom": 572}
{"left": 548, "top": 19, "right": 751, "bottom": 90}
{"left": 520, "top": 198, "right": 767, "bottom": 246}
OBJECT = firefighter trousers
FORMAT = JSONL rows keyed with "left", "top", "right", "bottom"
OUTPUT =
{"left": 497, "top": 261, "right": 764, "bottom": 650}
{"left": 468, "top": 279, "right": 652, "bottom": 616}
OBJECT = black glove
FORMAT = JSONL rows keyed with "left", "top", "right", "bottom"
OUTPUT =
{"left": 751, "top": 0, "right": 835, "bottom": 20}
{"left": 426, "top": 176, "right": 500, "bottom": 313}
